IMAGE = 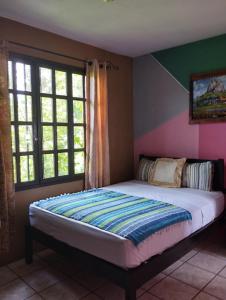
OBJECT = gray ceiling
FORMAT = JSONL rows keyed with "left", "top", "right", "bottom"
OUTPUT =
{"left": 1, "top": 0, "right": 226, "bottom": 57}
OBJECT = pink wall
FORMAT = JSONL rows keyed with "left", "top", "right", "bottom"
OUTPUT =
{"left": 134, "top": 110, "right": 199, "bottom": 161}
{"left": 134, "top": 111, "right": 226, "bottom": 186}
{"left": 199, "top": 123, "right": 226, "bottom": 186}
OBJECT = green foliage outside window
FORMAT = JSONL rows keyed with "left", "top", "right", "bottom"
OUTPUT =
{"left": 8, "top": 57, "right": 85, "bottom": 188}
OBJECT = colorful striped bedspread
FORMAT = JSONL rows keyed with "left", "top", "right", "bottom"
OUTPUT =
{"left": 33, "top": 189, "right": 192, "bottom": 246}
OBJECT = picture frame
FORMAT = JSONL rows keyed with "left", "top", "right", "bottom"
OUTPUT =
{"left": 190, "top": 69, "right": 226, "bottom": 124}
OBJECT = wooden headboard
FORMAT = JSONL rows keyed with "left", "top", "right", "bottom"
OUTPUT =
{"left": 139, "top": 155, "right": 225, "bottom": 192}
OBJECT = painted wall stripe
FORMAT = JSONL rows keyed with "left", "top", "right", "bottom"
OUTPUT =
{"left": 150, "top": 54, "right": 189, "bottom": 93}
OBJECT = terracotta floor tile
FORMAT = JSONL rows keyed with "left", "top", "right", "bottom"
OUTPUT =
{"left": 141, "top": 273, "right": 166, "bottom": 290}
{"left": 95, "top": 283, "right": 125, "bottom": 300}
{"left": 139, "top": 292, "right": 160, "bottom": 299}
{"left": 27, "top": 294, "right": 43, "bottom": 300}
{"left": 150, "top": 276, "right": 198, "bottom": 300}
{"left": 22, "top": 268, "right": 65, "bottom": 292}
{"left": 137, "top": 287, "right": 146, "bottom": 297}
{"left": 219, "top": 266, "right": 226, "bottom": 278}
{"left": 171, "top": 262, "right": 215, "bottom": 289}
{"left": 40, "top": 279, "right": 89, "bottom": 300}
{"left": 203, "top": 243, "right": 226, "bottom": 261}
{"left": 73, "top": 271, "right": 106, "bottom": 291}
{"left": 0, "top": 266, "right": 18, "bottom": 287}
{"left": 82, "top": 293, "right": 102, "bottom": 299}
{"left": 188, "top": 252, "right": 226, "bottom": 274}
{"left": 180, "top": 250, "right": 198, "bottom": 262}
{"left": 193, "top": 292, "right": 219, "bottom": 300}
{"left": 204, "top": 275, "right": 226, "bottom": 300}
{"left": 95, "top": 282, "right": 145, "bottom": 300}
{"left": 0, "top": 278, "right": 35, "bottom": 300}
{"left": 3, "top": 224, "right": 226, "bottom": 300}
{"left": 8, "top": 256, "right": 45, "bottom": 276}
{"left": 162, "top": 260, "right": 184, "bottom": 275}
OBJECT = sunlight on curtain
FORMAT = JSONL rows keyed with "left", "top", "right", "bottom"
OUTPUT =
{"left": 0, "top": 41, "right": 15, "bottom": 252}
{"left": 85, "top": 60, "right": 110, "bottom": 189}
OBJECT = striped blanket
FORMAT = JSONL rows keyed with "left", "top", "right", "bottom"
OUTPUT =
{"left": 34, "top": 189, "right": 192, "bottom": 246}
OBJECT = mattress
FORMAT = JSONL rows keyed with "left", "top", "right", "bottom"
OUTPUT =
{"left": 29, "top": 180, "right": 224, "bottom": 269}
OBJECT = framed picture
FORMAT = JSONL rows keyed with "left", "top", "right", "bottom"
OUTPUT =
{"left": 190, "top": 69, "right": 226, "bottom": 123}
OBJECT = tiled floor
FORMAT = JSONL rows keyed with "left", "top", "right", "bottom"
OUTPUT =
{"left": 0, "top": 223, "right": 226, "bottom": 299}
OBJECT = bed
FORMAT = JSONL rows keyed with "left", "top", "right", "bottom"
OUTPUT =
{"left": 25, "top": 156, "right": 225, "bottom": 300}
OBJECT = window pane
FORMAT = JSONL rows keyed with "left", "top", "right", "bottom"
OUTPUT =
{"left": 11, "top": 125, "right": 16, "bottom": 153}
{"left": 25, "top": 65, "right": 31, "bottom": 92}
{"left": 16, "top": 62, "right": 25, "bottom": 91}
{"left": 55, "top": 70, "right": 67, "bottom": 96}
{"left": 57, "top": 126, "right": 68, "bottom": 149}
{"left": 43, "top": 153, "right": 55, "bottom": 178}
{"left": 73, "top": 100, "right": 84, "bottom": 123}
{"left": 8, "top": 57, "right": 86, "bottom": 186}
{"left": 17, "top": 94, "right": 32, "bottom": 122}
{"left": 74, "top": 126, "right": 84, "bottom": 149}
{"left": 41, "top": 97, "right": 53, "bottom": 122}
{"left": 16, "top": 63, "right": 31, "bottom": 92}
{"left": 13, "top": 156, "right": 17, "bottom": 183}
{"left": 74, "top": 151, "right": 84, "bottom": 174}
{"left": 42, "top": 126, "right": 54, "bottom": 150}
{"left": 9, "top": 93, "right": 14, "bottom": 121}
{"left": 20, "top": 155, "right": 34, "bottom": 182}
{"left": 72, "top": 74, "right": 83, "bottom": 98}
{"left": 19, "top": 125, "right": 33, "bottom": 152}
{"left": 8, "top": 61, "right": 13, "bottom": 89}
{"left": 58, "top": 152, "right": 68, "bottom": 176}
{"left": 56, "top": 99, "right": 67, "bottom": 123}
{"left": 40, "top": 67, "right": 52, "bottom": 94}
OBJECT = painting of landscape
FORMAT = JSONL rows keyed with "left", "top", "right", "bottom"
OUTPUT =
{"left": 191, "top": 71, "right": 226, "bottom": 123}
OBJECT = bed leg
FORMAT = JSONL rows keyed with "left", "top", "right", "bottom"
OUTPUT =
{"left": 125, "top": 287, "right": 136, "bottom": 300}
{"left": 25, "top": 225, "right": 33, "bottom": 264}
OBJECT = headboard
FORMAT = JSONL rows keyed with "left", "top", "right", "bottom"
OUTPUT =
{"left": 139, "top": 155, "right": 225, "bottom": 192}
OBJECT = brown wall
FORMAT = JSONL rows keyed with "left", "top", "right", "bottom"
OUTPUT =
{"left": 0, "top": 17, "right": 133, "bottom": 265}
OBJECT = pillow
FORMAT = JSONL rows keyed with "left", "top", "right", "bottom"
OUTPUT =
{"left": 137, "top": 158, "right": 155, "bottom": 181}
{"left": 182, "top": 161, "right": 213, "bottom": 191}
{"left": 148, "top": 158, "right": 186, "bottom": 188}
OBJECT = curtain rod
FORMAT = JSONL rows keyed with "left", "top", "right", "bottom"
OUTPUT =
{"left": 8, "top": 40, "right": 119, "bottom": 70}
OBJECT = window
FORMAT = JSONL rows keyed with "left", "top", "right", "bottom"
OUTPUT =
{"left": 8, "top": 54, "right": 85, "bottom": 190}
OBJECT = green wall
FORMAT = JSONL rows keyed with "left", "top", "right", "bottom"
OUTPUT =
{"left": 153, "top": 34, "right": 226, "bottom": 90}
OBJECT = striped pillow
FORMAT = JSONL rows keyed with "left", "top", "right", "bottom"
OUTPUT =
{"left": 137, "top": 158, "right": 155, "bottom": 181}
{"left": 182, "top": 161, "right": 213, "bottom": 191}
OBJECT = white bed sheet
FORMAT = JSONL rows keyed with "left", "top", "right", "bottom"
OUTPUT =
{"left": 29, "top": 180, "right": 224, "bottom": 269}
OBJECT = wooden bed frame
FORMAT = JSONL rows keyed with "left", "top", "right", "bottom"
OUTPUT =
{"left": 25, "top": 155, "right": 225, "bottom": 300}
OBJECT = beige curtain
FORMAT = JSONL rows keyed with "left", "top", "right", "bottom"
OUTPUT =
{"left": 85, "top": 60, "right": 110, "bottom": 189}
{"left": 0, "top": 41, "right": 15, "bottom": 252}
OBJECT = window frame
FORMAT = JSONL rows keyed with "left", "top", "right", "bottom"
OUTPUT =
{"left": 9, "top": 53, "right": 86, "bottom": 191}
